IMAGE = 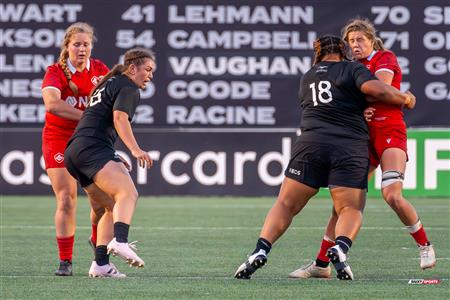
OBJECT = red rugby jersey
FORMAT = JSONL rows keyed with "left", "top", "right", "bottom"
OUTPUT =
{"left": 359, "top": 50, "right": 403, "bottom": 120}
{"left": 42, "top": 58, "right": 109, "bottom": 138}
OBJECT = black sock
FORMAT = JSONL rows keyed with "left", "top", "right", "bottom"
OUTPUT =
{"left": 252, "top": 237, "right": 272, "bottom": 254}
{"left": 315, "top": 259, "right": 329, "bottom": 268}
{"left": 335, "top": 236, "right": 353, "bottom": 254}
{"left": 95, "top": 245, "right": 109, "bottom": 266}
{"left": 114, "top": 222, "right": 130, "bottom": 243}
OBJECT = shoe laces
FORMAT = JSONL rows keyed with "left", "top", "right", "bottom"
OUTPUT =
{"left": 128, "top": 240, "right": 139, "bottom": 252}
{"left": 304, "top": 261, "right": 316, "bottom": 270}
{"left": 419, "top": 245, "right": 431, "bottom": 258}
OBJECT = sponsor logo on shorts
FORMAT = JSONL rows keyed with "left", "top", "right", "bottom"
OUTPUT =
{"left": 288, "top": 168, "right": 302, "bottom": 176}
{"left": 54, "top": 153, "right": 64, "bottom": 163}
{"left": 386, "top": 138, "right": 391, "bottom": 144}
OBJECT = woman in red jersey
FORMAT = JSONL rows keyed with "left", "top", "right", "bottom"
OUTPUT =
{"left": 290, "top": 18, "right": 435, "bottom": 280}
{"left": 41, "top": 22, "right": 111, "bottom": 276}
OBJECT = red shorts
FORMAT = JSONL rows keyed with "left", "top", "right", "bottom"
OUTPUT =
{"left": 368, "top": 119, "right": 408, "bottom": 167}
{"left": 42, "top": 135, "right": 70, "bottom": 169}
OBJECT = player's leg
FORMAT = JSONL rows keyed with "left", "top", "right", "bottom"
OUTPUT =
{"left": 84, "top": 183, "right": 126, "bottom": 278}
{"left": 289, "top": 208, "right": 336, "bottom": 279}
{"left": 327, "top": 186, "right": 366, "bottom": 280}
{"left": 84, "top": 183, "right": 113, "bottom": 262}
{"left": 47, "top": 168, "right": 77, "bottom": 276}
{"left": 234, "top": 177, "right": 318, "bottom": 279}
{"left": 92, "top": 161, "right": 144, "bottom": 267}
{"left": 380, "top": 148, "right": 435, "bottom": 269}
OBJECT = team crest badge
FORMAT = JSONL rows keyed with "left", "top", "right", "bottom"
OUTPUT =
{"left": 54, "top": 153, "right": 64, "bottom": 163}
{"left": 91, "top": 76, "right": 103, "bottom": 86}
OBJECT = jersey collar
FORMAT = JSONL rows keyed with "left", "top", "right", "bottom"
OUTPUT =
{"left": 366, "top": 50, "right": 378, "bottom": 61}
{"left": 67, "top": 58, "right": 91, "bottom": 74}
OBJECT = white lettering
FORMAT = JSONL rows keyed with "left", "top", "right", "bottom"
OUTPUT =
{"left": 161, "top": 151, "right": 190, "bottom": 185}
{"left": 193, "top": 151, "right": 226, "bottom": 185}
{"left": 166, "top": 105, "right": 275, "bottom": 125}
{"left": 425, "top": 56, "right": 450, "bottom": 75}
{"left": 168, "top": 56, "right": 311, "bottom": 76}
{"left": 168, "top": 5, "right": 313, "bottom": 24}
{"left": 0, "top": 151, "right": 33, "bottom": 185}
{"left": 168, "top": 80, "right": 270, "bottom": 100}
{"left": 425, "top": 140, "right": 450, "bottom": 189}
{"left": 258, "top": 137, "right": 291, "bottom": 186}
{"left": 0, "top": 3, "right": 81, "bottom": 22}
{"left": 425, "top": 82, "right": 450, "bottom": 100}
{"left": 424, "top": 6, "right": 450, "bottom": 25}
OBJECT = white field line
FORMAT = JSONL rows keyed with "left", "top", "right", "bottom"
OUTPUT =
{"left": 0, "top": 275, "right": 448, "bottom": 282}
{"left": 0, "top": 225, "right": 449, "bottom": 231}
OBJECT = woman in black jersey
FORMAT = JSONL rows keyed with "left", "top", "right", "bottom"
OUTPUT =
{"left": 234, "top": 36, "right": 416, "bottom": 280}
{"left": 65, "top": 48, "right": 155, "bottom": 277}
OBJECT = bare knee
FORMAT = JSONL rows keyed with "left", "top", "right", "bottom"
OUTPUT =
{"left": 55, "top": 190, "right": 76, "bottom": 215}
{"left": 277, "top": 197, "right": 303, "bottom": 215}
{"left": 383, "top": 191, "right": 403, "bottom": 211}
{"left": 337, "top": 205, "right": 363, "bottom": 217}
{"left": 115, "top": 189, "right": 138, "bottom": 204}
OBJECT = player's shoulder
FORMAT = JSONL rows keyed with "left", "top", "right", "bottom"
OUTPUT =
{"left": 374, "top": 50, "right": 398, "bottom": 61}
{"left": 345, "top": 60, "right": 366, "bottom": 72}
{"left": 90, "top": 58, "right": 109, "bottom": 70}
{"left": 45, "top": 62, "right": 64, "bottom": 75}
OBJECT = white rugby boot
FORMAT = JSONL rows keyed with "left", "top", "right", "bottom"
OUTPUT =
{"left": 107, "top": 238, "right": 145, "bottom": 268}
{"left": 419, "top": 244, "right": 436, "bottom": 270}
{"left": 88, "top": 261, "right": 126, "bottom": 278}
{"left": 234, "top": 249, "right": 268, "bottom": 279}
{"left": 327, "top": 245, "right": 354, "bottom": 280}
{"left": 289, "top": 260, "right": 331, "bottom": 279}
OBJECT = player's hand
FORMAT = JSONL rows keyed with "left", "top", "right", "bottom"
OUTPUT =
{"left": 364, "top": 107, "right": 376, "bottom": 122}
{"left": 404, "top": 90, "right": 416, "bottom": 109}
{"left": 131, "top": 148, "right": 153, "bottom": 169}
{"left": 115, "top": 152, "right": 132, "bottom": 172}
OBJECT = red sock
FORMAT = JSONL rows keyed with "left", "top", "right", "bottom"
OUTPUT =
{"left": 56, "top": 235, "right": 74, "bottom": 261}
{"left": 316, "top": 237, "right": 335, "bottom": 263}
{"left": 91, "top": 224, "right": 98, "bottom": 245}
{"left": 410, "top": 226, "right": 430, "bottom": 246}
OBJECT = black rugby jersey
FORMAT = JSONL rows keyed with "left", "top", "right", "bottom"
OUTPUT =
{"left": 298, "top": 60, "right": 376, "bottom": 144}
{"left": 69, "top": 74, "right": 140, "bottom": 149}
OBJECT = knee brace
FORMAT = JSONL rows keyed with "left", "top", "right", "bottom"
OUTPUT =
{"left": 381, "top": 170, "right": 404, "bottom": 188}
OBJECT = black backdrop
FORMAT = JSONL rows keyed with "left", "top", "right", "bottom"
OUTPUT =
{"left": 1, "top": 1, "right": 449, "bottom": 195}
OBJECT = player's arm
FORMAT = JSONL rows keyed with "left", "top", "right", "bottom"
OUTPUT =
{"left": 364, "top": 70, "right": 394, "bottom": 103}
{"left": 113, "top": 111, "right": 152, "bottom": 169}
{"left": 113, "top": 87, "right": 152, "bottom": 168}
{"left": 374, "top": 70, "right": 394, "bottom": 85}
{"left": 360, "top": 80, "right": 415, "bottom": 109}
{"left": 42, "top": 88, "right": 83, "bottom": 120}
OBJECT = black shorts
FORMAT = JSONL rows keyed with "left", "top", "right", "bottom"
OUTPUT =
{"left": 284, "top": 141, "right": 369, "bottom": 189}
{"left": 64, "top": 137, "right": 121, "bottom": 187}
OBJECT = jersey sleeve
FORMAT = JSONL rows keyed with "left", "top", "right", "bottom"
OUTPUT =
{"left": 374, "top": 51, "right": 400, "bottom": 75}
{"left": 352, "top": 62, "right": 377, "bottom": 89}
{"left": 42, "top": 65, "right": 65, "bottom": 91}
{"left": 113, "top": 86, "right": 140, "bottom": 120}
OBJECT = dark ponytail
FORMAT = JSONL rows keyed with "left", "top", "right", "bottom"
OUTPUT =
{"left": 89, "top": 48, "right": 155, "bottom": 99}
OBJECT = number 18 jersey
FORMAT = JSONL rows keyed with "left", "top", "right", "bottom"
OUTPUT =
{"left": 298, "top": 60, "right": 376, "bottom": 144}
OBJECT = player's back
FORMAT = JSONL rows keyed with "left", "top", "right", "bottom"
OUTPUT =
{"left": 298, "top": 60, "right": 375, "bottom": 144}
{"left": 70, "top": 74, "right": 139, "bottom": 148}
